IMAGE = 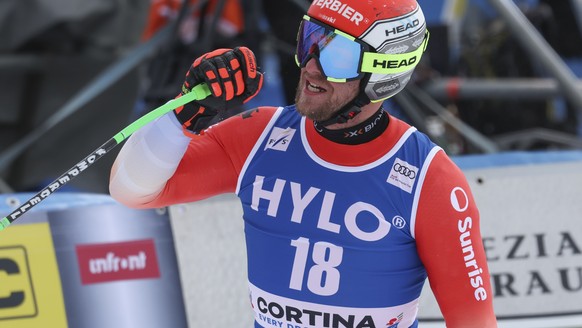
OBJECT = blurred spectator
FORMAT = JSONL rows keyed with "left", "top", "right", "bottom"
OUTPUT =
{"left": 137, "top": 0, "right": 248, "bottom": 115}
{"left": 141, "top": 0, "right": 244, "bottom": 45}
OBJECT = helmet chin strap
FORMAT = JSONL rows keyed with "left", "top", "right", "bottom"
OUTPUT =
{"left": 315, "top": 75, "right": 372, "bottom": 127}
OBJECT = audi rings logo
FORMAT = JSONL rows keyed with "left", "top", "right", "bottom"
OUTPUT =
{"left": 393, "top": 163, "right": 416, "bottom": 179}
{"left": 387, "top": 158, "right": 419, "bottom": 194}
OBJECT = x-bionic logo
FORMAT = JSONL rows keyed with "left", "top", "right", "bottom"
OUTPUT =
{"left": 343, "top": 110, "right": 384, "bottom": 138}
{"left": 344, "top": 129, "right": 363, "bottom": 138}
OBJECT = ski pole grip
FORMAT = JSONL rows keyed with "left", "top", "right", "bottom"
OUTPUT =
{"left": 114, "top": 83, "right": 212, "bottom": 142}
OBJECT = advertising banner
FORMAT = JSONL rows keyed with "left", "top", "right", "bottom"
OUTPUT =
{"left": 48, "top": 201, "right": 188, "bottom": 328}
{"left": 0, "top": 223, "right": 68, "bottom": 328}
{"left": 418, "top": 158, "right": 582, "bottom": 327}
{"left": 1, "top": 193, "right": 188, "bottom": 328}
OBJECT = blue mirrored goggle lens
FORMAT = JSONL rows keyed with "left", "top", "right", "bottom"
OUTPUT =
{"left": 297, "top": 20, "right": 362, "bottom": 80}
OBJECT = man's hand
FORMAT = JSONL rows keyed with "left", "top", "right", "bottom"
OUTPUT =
{"left": 174, "top": 46, "right": 263, "bottom": 133}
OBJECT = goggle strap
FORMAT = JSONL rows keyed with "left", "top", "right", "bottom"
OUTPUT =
{"left": 361, "top": 31, "right": 430, "bottom": 75}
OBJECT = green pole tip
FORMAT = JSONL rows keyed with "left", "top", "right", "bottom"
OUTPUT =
{"left": 0, "top": 217, "right": 10, "bottom": 231}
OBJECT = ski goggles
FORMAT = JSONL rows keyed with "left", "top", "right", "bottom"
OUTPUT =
{"left": 295, "top": 15, "right": 430, "bottom": 82}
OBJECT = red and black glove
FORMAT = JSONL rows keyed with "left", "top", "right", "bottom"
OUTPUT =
{"left": 174, "top": 46, "right": 263, "bottom": 134}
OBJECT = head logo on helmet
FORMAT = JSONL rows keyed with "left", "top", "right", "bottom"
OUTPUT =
{"left": 307, "top": 0, "right": 428, "bottom": 102}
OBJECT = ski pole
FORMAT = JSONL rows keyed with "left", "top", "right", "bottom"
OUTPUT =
{"left": 0, "top": 83, "right": 211, "bottom": 232}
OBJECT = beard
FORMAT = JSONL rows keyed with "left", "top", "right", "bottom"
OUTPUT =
{"left": 294, "top": 74, "right": 359, "bottom": 122}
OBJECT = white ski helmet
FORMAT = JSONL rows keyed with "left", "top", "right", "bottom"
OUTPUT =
{"left": 297, "top": 0, "right": 429, "bottom": 103}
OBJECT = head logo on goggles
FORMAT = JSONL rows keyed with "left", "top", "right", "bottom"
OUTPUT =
{"left": 296, "top": 15, "right": 429, "bottom": 82}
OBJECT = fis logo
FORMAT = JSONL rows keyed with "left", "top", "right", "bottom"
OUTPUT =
{"left": 387, "top": 158, "right": 418, "bottom": 193}
{"left": 0, "top": 246, "right": 37, "bottom": 320}
{"left": 265, "top": 127, "right": 296, "bottom": 152}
